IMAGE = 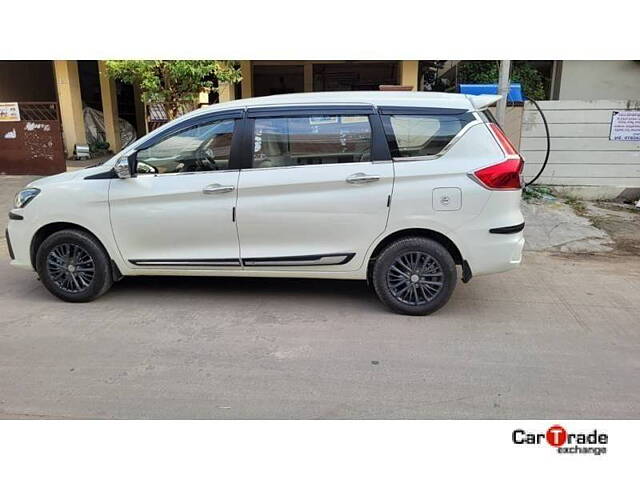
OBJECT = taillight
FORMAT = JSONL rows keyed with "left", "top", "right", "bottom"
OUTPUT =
{"left": 471, "top": 123, "right": 525, "bottom": 190}
{"left": 487, "top": 123, "right": 519, "bottom": 156}
{"left": 473, "top": 158, "right": 524, "bottom": 190}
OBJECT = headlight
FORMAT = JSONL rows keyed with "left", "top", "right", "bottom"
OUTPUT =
{"left": 14, "top": 188, "right": 41, "bottom": 209}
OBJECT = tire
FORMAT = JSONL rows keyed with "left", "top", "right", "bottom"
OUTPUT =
{"left": 35, "top": 229, "right": 113, "bottom": 303}
{"left": 372, "top": 237, "right": 457, "bottom": 316}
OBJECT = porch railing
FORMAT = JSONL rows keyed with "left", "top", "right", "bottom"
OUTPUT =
{"left": 146, "top": 102, "right": 197, "bottom": 132}
{"left": 19, "top": 102, "right": 59, "bottom": 121}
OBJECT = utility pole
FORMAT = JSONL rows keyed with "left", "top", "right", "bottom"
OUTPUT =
{"left": 496, "top": 60, "right": 511, "bottom": 126}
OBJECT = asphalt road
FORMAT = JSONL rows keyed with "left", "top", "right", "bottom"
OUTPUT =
{"left": 1, "top": 244, "right": 639, "bottom": 419}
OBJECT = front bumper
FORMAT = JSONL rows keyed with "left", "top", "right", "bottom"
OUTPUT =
{"left": 7, "top": 211, "right": 34, "bottom": 271}
{"left": 5, "top": 228, "right": 15, "bottom": 260}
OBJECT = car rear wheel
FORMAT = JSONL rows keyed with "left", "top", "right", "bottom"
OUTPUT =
{"left": 372, "top": 237, "right": 457, "bottom": 315}
{"left": 36, "top": 229, "right": 113, "bottom": 302}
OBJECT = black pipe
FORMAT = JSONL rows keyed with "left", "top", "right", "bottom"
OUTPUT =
{"left": 524, "top": 97, "right": 550, "bottom": 186}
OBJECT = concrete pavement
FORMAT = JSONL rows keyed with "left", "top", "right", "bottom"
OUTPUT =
{"left": 1, "top": 248, "right": 639, "bottom": 419}
{"left": 1, "top": 174, "right": 639, "bottom": 419}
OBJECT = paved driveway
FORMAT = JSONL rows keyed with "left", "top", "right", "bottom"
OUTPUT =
{"left": 1, "top": 246, "right": 639, "bottom": 419}
{"left": 1, "top": 174, "right": 639, "bottom": 419}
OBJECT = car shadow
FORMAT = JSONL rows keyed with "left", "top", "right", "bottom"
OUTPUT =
{"left": 110, "top": 274, "right": 377, "bottom": 305}
{"left": 105, "top": 275, "right": 467, "bottom": 318}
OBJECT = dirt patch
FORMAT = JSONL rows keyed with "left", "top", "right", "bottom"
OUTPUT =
{"left": 581, "top": 202, "right": 640, "bottom": 255}
{"left": 522, "top": 199, "right": 613, "bottom": 253}
{"left": 522, "top": 192, "right": 640, "bottom": 255}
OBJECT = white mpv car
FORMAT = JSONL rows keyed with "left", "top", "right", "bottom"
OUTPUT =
{"left": 7, "top": 92, "right": 525, "bottom": 315}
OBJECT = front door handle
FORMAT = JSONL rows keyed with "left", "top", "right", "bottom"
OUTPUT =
{"left": 346, "top": 172, "right": 381, "bottom": 184}
{"left": 203, "top": 184, "right": 235, "bottom": 194}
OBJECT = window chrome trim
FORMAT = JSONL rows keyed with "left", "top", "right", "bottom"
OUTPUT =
{"left": 391, "top": 119, "right": 483, "bottom": 162}
{"left": 378, "top": 106, "right": 470, "bottom": 116}
{"left": 136, "top": 169, "right": 240, "bottom": 178}
{"left": 243, "top": 161, "right": 381, "bottom": 173}
{"left": 247, "top": 105, "right": 375, "bottom": 117}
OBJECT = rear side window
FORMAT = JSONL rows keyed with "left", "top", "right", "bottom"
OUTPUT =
{"left": 382, "top": 112, "right": 475, "bottom": 158}
{"left": 252, "top": 115, "right": 371, "bottom": 168}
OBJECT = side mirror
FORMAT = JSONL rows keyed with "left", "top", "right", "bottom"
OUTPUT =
{"left": 114, "top": 151, "right": 138, "bottom": 179}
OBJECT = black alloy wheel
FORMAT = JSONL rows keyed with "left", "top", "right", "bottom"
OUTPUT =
{"left": 36, "top": 229, "right": 113, "bottom": 302}
{"left": 372, "top": 237, "right": 457, "bottom": 315}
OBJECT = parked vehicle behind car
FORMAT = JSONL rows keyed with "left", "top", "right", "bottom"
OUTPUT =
{"left": 6, "top": 91, "right": 525, "bottom": 315}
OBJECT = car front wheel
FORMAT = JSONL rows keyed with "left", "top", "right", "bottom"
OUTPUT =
{"left": 36, "top": 229, "right": 113, "bottom": 302}
{"left": 372, "top": 237, "right": 457, "bottom": 316}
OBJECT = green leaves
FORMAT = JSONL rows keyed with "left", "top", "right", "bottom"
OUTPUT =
{"left": 458, "top": 61, "right": 547, "bottom": 100}
{"left": 105, "top": 60, "right": 242, "bottom": 107}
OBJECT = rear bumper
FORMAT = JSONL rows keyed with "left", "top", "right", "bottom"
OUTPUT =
{"left": 456, "top": 222, "right": 524, "bottom": 277}
{"left": 452, "top": 191, "right": 525, "bottom": 277}
{"left": 468, "top": 230, "right": 524, "bottom": 276}
{"left": 489, "top": 222, "right": 525, "bottom": 234}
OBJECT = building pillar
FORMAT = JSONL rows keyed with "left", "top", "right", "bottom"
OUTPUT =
{"left": 550, "top": 60, "right": 563, "bottom": 100}
{"left": 98, "top": 61, "right": 121, "bottom": 153}
{"left": 240, "top": 61, "right": 253, "bottom": 99}
{"left": 400, "top": 60, "right": 419, "bottom": 91}
{"left": 53, "top": 60, "right": 87, "bottom": 158}
{"left": 132, "top": 84, "right": 147, "bottom": 136}
{"left": 303, "top": 62, "right": 313, "bottom": 92}
{"left": 218, "top": 82, "right": 236, "bottom": 103}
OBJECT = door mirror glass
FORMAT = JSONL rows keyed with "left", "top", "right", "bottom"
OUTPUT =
{"left": 114, "top": 151, "right": 138, "bottom": 179}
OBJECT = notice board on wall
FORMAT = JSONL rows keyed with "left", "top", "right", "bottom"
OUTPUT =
{"left": 609, "top": 110, "right": 640, "bottom": 141}
{"left": 0, "top": 102, "right": 20, "bottom": 122}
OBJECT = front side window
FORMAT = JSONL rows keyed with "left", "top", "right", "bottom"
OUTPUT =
{"left": 382, "top": 112, "right": 475, "bottom": 158}
{"left": 252, "top": 115, "right": 371, "bottom": 168}
{"left": 136, "top": 118, "right": 235, "bottom": 174}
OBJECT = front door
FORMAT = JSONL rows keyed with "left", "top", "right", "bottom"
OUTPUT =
{"left": 236, "top": 109, "right": 393, "bottom": 271}
{"left": 110, "top": 116, "right": 241, "bottom": 267}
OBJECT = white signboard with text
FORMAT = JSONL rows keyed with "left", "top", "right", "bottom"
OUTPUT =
{"left": 609, "top": 110, "right": 640, "bottom": 141}
{"left": 0, "top": 102, "right": 20, "bottom": 122}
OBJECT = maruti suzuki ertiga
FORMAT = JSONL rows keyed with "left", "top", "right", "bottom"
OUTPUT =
{"left": 7, "top": 92, "right": 525, "bottom": 315}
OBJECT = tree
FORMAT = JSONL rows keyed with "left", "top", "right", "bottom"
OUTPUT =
{"left": 457, "top": 61, "right": 547, "bottom": 100}
{"left": 105, "top": 60, "right": 242, "bottom": 119}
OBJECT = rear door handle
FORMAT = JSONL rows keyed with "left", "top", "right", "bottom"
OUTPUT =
{"left": 346, "top": 173, "right": 381, "bottom": 184}
{"left": 203, "top": 184, "right": 235, "bottom": 194}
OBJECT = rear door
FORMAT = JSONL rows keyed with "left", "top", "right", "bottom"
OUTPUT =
{"left": 235, "top": 106, "right": 393, "bottom": 271}
{"left": 379, "top": 106, "right": 494, "bottom": 234}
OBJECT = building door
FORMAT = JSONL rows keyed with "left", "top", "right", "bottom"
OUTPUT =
{"left": 313, "top": 62, "right": 399, "bottom": 91}
{"left": 0, "top": 102, "right": 65, "bottom": 175}
{"left": 252, "top": 64, "right": 305, "bottom": 97}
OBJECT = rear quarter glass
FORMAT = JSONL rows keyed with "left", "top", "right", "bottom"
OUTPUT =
{"left": 381, "top": 111, "right": 476, "bottom": 158}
